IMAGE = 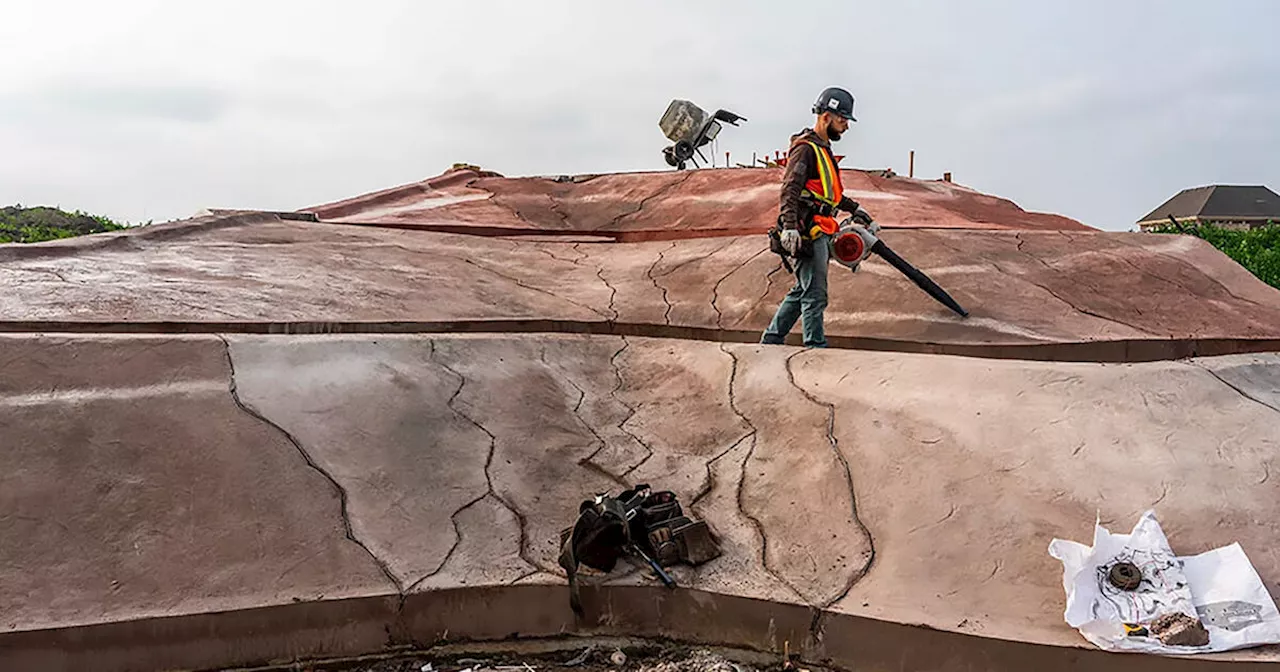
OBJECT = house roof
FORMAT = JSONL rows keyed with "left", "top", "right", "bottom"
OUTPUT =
{"left": 1138, "top": 184, "right": 1280, "bottom": 224}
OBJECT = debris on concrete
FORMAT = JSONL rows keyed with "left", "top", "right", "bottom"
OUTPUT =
{"left": 310, "top": 642, "right": 833, "bottom": 672}
{"left": 564, "top": 647, "right": 596, "bottom": 667}
{"left": 1049, "top": 509, "right": 1280, "bottom": 654}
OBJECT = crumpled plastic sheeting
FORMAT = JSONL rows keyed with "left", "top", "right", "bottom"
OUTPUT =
{"left": 1048, "top": 509, "right": 1280, "bottom": 654}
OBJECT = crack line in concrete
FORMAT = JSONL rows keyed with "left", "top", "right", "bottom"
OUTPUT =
{"left": 1151, "top": 481, "right": 1170, "bottom": 508}
{"left": 510, "top": 570, "right": 560, "bottom": 585}
{"left": 541, "top": 343, "right": 628, "bottom": 488}
{"left": 1186, "top": 360, "right": 1280, "bottom": 415}
{"left": 1114, "top": 236, "right": 1280, "bottom": 312}
{"left": 653, "top": 236, "right": 739, "bottom": 280}
{"left": 740, "top": 262, "right": 787, "bottom": 327}
{"left": 987, "top": 260, "right": 1156, "bottom": 336}
{"left": 429, "top": 344, "right": 543, "bottom": 578}
{"left": 404, "top": 343, "right": 495, "bottom": 591}
{"left": 460, "top": 257, "right": 610, "bottom": 320}
{"left": 544, "top": 191, "right": 572, "bottom": 230}
{"left": 570, "top": 242, "right": 588, "bottom": 264}
{"left": 645, "top": 241, "right": 679, "bottom": 327}
{"left": 217, "top": 335, "right": 403, "bottom": 593}
{"left": 784, "top": 348, "right": 876, "bottom": 609}
{"left": 905, "top": 502, "right": 957, "bottom": 536}
{"left": 718, "top": 343, "right": 808, "bottom": 605}
{"left": 609, "top": 336, "right": 658, "bottom": 480}
{"left": 578, "top": 244, "right": 620, "bottom": 322}
{"left": 612, "top": 171, "right": 696, "bottom": 229}
{"left": 712, "top": 246, "right": 769, "bottom": 330}
{"left": 1003, "top": 236, "right": 1167, "bottom": 336}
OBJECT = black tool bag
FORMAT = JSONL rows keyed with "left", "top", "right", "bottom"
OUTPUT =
{"left": 769, "top": 198, "right": 830, "bottom": 270}
{"left": 558, "top": 484, "right": 720, "bottom": 616}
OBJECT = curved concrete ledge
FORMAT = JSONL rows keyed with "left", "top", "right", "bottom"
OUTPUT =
{"left": 2, "top": 319, "right": 1279, "bottom": 363}
{"left": 3, "top": 585, "right": 1276, "bottom": 672}
{"left": 4, "top": 213, "right": 1280, "bottom": 357}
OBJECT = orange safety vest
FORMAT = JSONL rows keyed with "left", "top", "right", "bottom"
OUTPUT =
{"left": 801, "top": 140, "right": 843, "bottom": 237}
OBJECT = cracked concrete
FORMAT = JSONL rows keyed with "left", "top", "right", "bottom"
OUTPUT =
{"left": 787, "top": 347, "right": 1280, "bottom": 648}
{"left": 644, "top": 241, "right": 679, "bottom": 326}
{"left": 1188, "top": 353, "right": 1280, "bottom": 414}
{"left": 220, "top": 336, "right": 402, "bottom": 591}
{"left": 0, "top": 334, "right": 394, "bottom": 633}
{"left": 7, "top": 162, "right": 1280, "bottom": 672}
{"left": 223, "top": 336, "right": 497, "bottom": 590}
{"left": 726, "top": 344, "right": 874, "bottom": 607}
{"left": 3, "top": 332, "right": 1280, "bottom": 669}
{"left": 430, "top": 337, "right": 620, "bottom": 574}
{"left": 4, "top": 215, "right": 1280, "bottom": 358}
{"left": 610, "top": 338, "right": 750, "bottom": 505}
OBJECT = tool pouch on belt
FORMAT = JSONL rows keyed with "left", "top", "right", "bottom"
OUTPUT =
{"left": 769, "top": 217, "right": 813, "bottom": 267}
{"left": 558, "top": 484, "right": 721, "bottom": 616}
{"left": 632, "top": 489, "right": 721, "bottom": 567}
{"left": 558, "top": 495, "right": 631, "bottom": 616}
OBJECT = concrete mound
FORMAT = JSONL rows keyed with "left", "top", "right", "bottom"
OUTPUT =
{"left": 2, "top": 211, "right": 1279, "bottom": 360}
{"left": 308, "top": 167, "right": 1095, "bottom": 237}
{"left": 1, "top": 167, "right": 1278, "bottom": 671}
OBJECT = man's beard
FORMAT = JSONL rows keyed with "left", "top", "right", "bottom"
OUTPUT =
{"left": 828, "top": 127, "right": 843, "bottom": 141}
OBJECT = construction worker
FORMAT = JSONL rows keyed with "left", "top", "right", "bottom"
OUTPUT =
{"left": 761, "top": 86, "right": 874, "bottom": 348}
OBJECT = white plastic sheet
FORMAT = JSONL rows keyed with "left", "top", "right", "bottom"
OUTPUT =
{"left": 1048, "top": 509, "right": 1280, "bottom": 654}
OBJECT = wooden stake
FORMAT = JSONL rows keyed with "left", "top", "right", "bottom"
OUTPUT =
{"left": 909, "top": 150, "right": 915, "bottom": 178}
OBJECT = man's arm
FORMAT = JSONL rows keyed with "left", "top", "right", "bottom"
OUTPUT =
{"left": 778, "top": 143, "right": 812, "bottom": 231}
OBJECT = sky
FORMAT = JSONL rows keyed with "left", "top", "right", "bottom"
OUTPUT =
{"left": 1, "top": 0, "right": 1277, "bottom": 231}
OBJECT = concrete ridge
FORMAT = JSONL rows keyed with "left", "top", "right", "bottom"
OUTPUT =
{"left": 3, "top": 584, "right": 1274, "bottom": 672}
{"left": 2, "top": 319, "right": 1278, "bottom": 363}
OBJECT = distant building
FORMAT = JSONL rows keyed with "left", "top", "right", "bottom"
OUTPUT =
{"left": 1137, "top": 184, "right": 1280, "bottom": 231}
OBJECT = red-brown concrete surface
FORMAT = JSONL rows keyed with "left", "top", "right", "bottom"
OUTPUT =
{"left": 0, "top": 335, "right": 397, "bottom": 634}
{"left": 2, "top": 212, "right": 1279, "bottom": 355}
{"left": 3, "top": 166, "right": 1280, "bottom": 671}
{"left": 1, "top": 333, "right": 1276, "bottom": 671}
{"left": 307, "top": 167, "right": 1097, "bottom": 235}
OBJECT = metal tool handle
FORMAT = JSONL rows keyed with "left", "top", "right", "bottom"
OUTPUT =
{"left": 630, "top": 545, "right": 676, "bottom": 588}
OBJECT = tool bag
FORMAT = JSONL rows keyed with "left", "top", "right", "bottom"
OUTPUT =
{"left": 768, "top": 193, "right": 839, "bottom": 271}
{"left": 558, "top": 484, "right": 720, "bottom": 615}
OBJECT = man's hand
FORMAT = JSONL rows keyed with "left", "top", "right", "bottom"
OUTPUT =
{"left": 852, "top": 206, "right": 880, "bottom": 235}
{"left": 780, "top": 228, "right": 802, "bottom": 255}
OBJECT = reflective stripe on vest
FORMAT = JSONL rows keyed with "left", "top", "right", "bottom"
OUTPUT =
{"left": 803, "top": 140, "right": 843, "bottom": 206}
{"left": 802, "top": 140, "right": 843, "bottom": 237}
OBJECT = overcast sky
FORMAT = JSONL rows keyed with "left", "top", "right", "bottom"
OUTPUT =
{"left": 2, "top": 0, "right": 1277, "bottom": 231}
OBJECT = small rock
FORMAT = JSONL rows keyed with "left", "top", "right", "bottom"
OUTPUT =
{"left": 611, "top": 650, "right": 627, "bottom": 667}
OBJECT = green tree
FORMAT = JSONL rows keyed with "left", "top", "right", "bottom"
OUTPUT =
{"left": 0, "top": 205, "right": 127, "bottom": 244}
{"left": 1148, "top": 220, "right": 1280, "bottom": 290}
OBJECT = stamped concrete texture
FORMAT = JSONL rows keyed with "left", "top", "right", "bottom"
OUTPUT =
{"left": 2, "top": 166, "right": 1280, "bottom": 671}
